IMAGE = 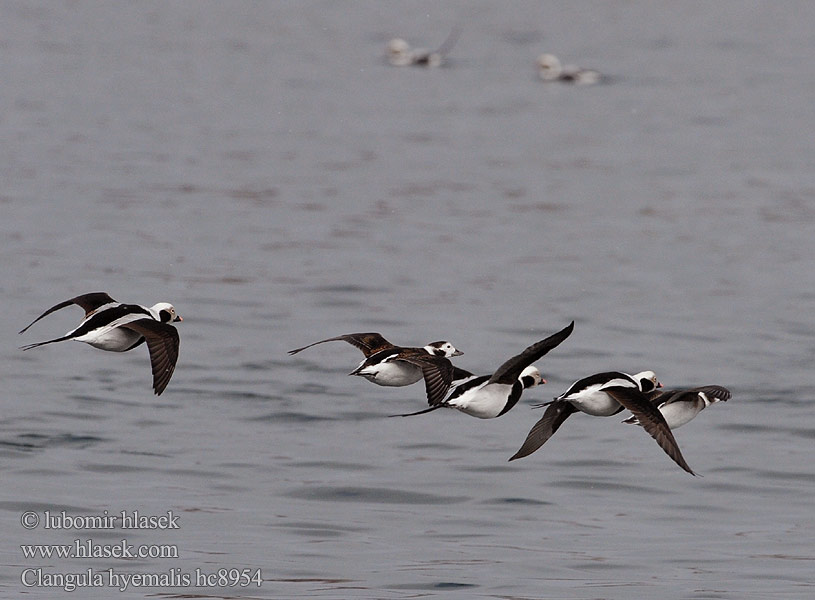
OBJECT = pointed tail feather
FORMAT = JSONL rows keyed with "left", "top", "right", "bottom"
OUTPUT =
{"left": 531, "top": 399, "right": 556, "bottom": 409}
{"left": 19, "top": 336, "right": 73, "bottom": 351}
{"left": 389, "top": 404, "right": 445, "bottom": 418}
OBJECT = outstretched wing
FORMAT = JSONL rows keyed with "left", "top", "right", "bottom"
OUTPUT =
{"left": 675, "top": 385, "right": 731, "bottom": 404}
{"left": 19, "top": 292, "right": 117, "bottom": 334}
{"left": 604, "top": 386, "right": 696, "bottom": 476}
{"left": 649, "top": 385, "right": 731, "bottom": 408}
{"left": 394, "top": 354, "right": 456, "bottom": 407}
{"left": 120, "top": 319, "right": 180, "bottom": 395}
{"left": 451, "top": 365, "right": 475, "bottom": 382}
{"left": 508, "top": 401, "right": 578, "bottom": 461}
{"left": 287, "top": 333, "right": 393, "bottom": 357}
{"left": 388, "top": 356, "right": 473, "bottom": 417}
{"left": 490, "top": 321, "right": 574, "bottom": 385}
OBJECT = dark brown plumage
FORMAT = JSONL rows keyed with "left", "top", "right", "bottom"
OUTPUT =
{"left": 287, "top": 333, "right": 395, "bottom": 357}
{"left": 119, "top": 319, "right": 180, "bottom": 395}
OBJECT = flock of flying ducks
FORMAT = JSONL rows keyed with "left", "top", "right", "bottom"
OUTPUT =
{"left": 386, "top": 31, "right": 604, "bottom": 85}
{"left": 288, "top": 322, "right": 730, "bottom": 476}
{"left": 19, "top": 295, "right": 729, "bottom": 476}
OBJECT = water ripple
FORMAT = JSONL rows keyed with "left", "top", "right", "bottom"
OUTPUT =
{"left": 480, "top": 496, "right": 555, "bottom": 507}
{"left": 290, "top": 461, "right": 376, "bottom": 471}
{"left": 1, "top": 432, "right": 107, "bottom": 450}
{"left": 284, "top": 486, "right": 469, "bottom": 505}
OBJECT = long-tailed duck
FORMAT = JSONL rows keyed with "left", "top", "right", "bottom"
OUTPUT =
{"left": 395, "top": 321, "right": 574, "bottom": 418}
{"left": 386, "top": 27, "right": 460, "bottom": 67}
{"left": 537, "top": 53, "right": 602, "bottom": 85}
{"left": 288, "top": 332, "right": 463, "bottom": 389}
{"left": 19, "top": 292, "right": 182, "bottom": 395}
{"left": 509, "top": 370, "right": 698, "bottom": 476}
{"left": 622, "top": 385, "right": 731, "bottom": 429}
{"left": 546, "top": 370, "right": 662, "bottom": 416}
{"left": 508, "top": 370, "right": 661, "bottom": 456}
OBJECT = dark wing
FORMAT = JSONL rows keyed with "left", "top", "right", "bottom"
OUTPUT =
{"left": 119, "top": 319, "right": 180, "bottom": 395}
{"left": 287, "top": 333, "right": 393, "bottom": 357}
{"left": 508, "top": 401, "right": 578, "bottom": 461}
{"left": 397, "top": 354, "right": 456, "bottom": 406}
{"left": 604, "top": 386, "right": 696, "bottom": 476}
{"left": 557, "top": 371, "right": 635, "bottom": 402}
{"left": 19, "top": 292, "right": 117, "bottom": 334}
{"left": 642, "top": 387, "right": 667, "bottom": 407}
{"left": 451, "top": 365, "right": 475, "bottom": 382}
{"left": 654, "top": 385, "right": 731, "bottom": 407}
{"left": 388, "top": 355, "right": 471, "bottom": 417}
{"left": 687, "top": 385, "right": 731, "bottom": 402}
{"left": 421, "top": 360, "right": 454, "bottom": 406}
{"left": 489, "top": 321, "right": 574, "bottom": 385}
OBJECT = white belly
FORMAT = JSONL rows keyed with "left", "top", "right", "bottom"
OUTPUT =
{"left": 658, "top": 403, "right": 700, "bottom": 429}
{"left": 355, "top": 361, "right": 423, "bottom": 387}
{"left": 447, "top": 383, "right": 511, "bottom": 419}
{"left": 570, "top": 391, "right": 621, "bottom": 416}
{"left": 75, "top": 327, "right": 142, "bottom": 352}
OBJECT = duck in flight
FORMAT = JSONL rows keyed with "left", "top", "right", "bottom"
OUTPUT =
{"left": 622, "top": 385, "right": 730, "bottom": 429}
{"left": 288, "top": 332, "right": 464, "bottom": 403}
{"left": 510, "top": 370, "right": 697, "bottom": 475}
{"left": 394, "top": 321, "right": 574, "bottom": 418}
{"left": 19, "top": 292, "right": 182, "bottom": 395}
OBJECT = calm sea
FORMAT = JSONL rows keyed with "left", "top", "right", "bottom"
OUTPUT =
{"left": 1, "top": 1, "right": 813, "bottom": 598}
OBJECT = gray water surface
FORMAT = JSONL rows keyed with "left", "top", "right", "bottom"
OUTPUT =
{"left": 2, "top": 2, "right": 814, "bottom": 598}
